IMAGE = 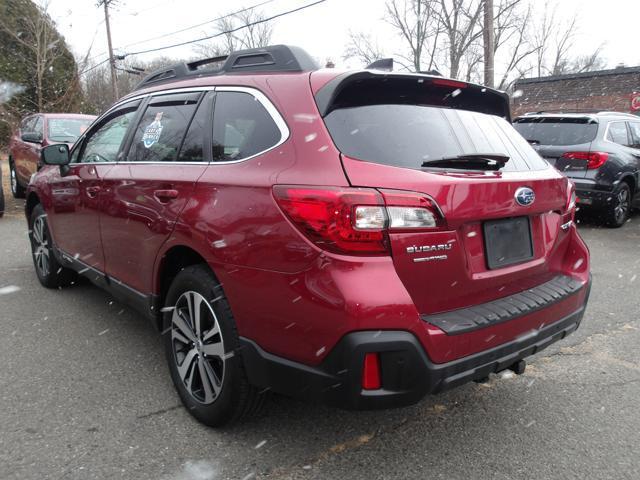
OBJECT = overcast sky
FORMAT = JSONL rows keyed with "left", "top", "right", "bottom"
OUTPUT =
{"left": 45, "top": 0, "right": 640, "bottom": 75}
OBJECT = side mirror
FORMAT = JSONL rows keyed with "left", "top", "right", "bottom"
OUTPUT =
{"left": 21, "top": 132, "right": 43, "bottom": 144}
{"left": 41, "top": 144, "right": 70, "bottom": 166}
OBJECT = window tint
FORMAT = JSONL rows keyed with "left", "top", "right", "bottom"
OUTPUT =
{"left": 78, "top": 107, "right": 137, "bottom": 163}
{"left": 324, "top": 104, "right": 548, "bottom": 172}
{"left": 212, "top": 91, "right": 281, "bottom": 162}
{"left": 627, "top": 123, "right": 640, "bottom": 147}
{"left": 606, "top": 122, "right": 629, "bottom": 145}
{"left": 177, "top": 96, "right": 211, "bottom": 162}
{"left": 513, "top": 117, "right": 598, "bottom": 146}
{"left": 128, "top": 93, "right": 200, "bottom": 162}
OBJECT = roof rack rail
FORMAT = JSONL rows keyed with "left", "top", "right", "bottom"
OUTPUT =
{"left": 596, "top": 111, "right": 638, "bottom": 118}
{"left": 521, "top": 109, "right": 639, "bottom": 117}
{"left": 134, "top": 44, "right": 319, "bottom": 91}
{"left": 524, "top": 109, "right": 600, "bottom": 115}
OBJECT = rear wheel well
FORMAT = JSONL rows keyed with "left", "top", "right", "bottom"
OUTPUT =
{"left": 621, "top": 175, "right": 635, "bottom": 196}
{"left": 26, "top": 193, "right": 41, "bottom": 221}
{"left": 157, "top": 246, "right": 212, "bottom": 312}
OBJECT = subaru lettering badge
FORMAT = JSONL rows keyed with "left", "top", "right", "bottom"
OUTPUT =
{"left": 515, "top": 187, "right": 535, "bottom": 206}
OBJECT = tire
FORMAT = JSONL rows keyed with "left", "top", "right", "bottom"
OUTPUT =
{"left": 604, "top": 182, "right": 631, "bottom": 228}
{"left": 162, "top": 264, "right": 264, "bottom": 427}
{"left": 29, "top": 204, "right": 77, "bottom": 288}
{"left": 9, "top": 158, "right": 26, "bottom": 199}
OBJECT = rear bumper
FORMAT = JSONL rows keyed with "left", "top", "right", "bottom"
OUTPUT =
{"left": 572, "top": 180, "right": 614, "bottom": 208}
{"left": 240, "top": 277, "right": 591, "bottom": 410}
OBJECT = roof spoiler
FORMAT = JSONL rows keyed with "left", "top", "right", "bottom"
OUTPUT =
{"left": 314, "top": 71, "right": 511, "bottom": 121}
{"left": 134, "top": 45, "right": 319, "bottom": 91}
{"left": 365, "top": 58, "right": 393, "bottom": 72}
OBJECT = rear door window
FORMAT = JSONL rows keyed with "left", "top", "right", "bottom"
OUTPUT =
{"left": 606, "top": 121, "right": 630, "bottom": 146}
{"left": 177, "top": 93, "right": 212, "bottom": 163}
{"left": 128, "top": 92, "right": 201, "bottom": 162}
{"left": 512, "top": 117, "right": 598, "bottom": 145}
{"left": 324, "top": 104, "right": 547, "bottom": 172}
{"left": 211, "top": 91, "right": 282, "bottom": 162}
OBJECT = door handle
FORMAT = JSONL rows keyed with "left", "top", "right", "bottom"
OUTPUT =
{"left": 153, "top": 189, "right": 179, "bottom": 203}
{"left": 86, "top": 186, "right": 101, "bottom": 198}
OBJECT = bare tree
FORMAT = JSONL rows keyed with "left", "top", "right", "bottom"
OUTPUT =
{"left": 436, "top": 0, "right": 484, "bottom": 78}
{"left": 343, "top": 31, "right": 386, "bottom": 65}
{"left": 493, "top": 0, "right": 538, "bottom": 89}
{"left": 571, "top": 46, "right": 607, "bottom": 73}
{"left": 195, "top": 8, "right": 274, "bottom": 58}
{"left": 549, "top": 15, "right": 577, "bottom": 75}
{"left": 529, "top": 0, "right": 556, "bottom": 77}
{"left": 384, "top": 0, "right": 438, "bottom": 72}
{"left": 0, "top": 0, "right": 74, "bottom": 111}
{"left": 82, "top": 56, "right": 182, "bottom": 114}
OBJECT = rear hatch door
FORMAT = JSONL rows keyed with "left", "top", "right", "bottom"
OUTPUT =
{"left": 316, "top": 73, "right": 571, "bottom": 315}
{"left": 512, "top": 116, "right": 598, "bottom": 178}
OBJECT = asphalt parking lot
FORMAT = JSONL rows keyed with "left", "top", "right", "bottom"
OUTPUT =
{"left": 1, "top": 159, "right": 639, "bottom": 480}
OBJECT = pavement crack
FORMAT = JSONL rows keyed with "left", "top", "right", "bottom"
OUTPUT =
{"left": 137, "top": 404, "right": 182, "bottom": 420}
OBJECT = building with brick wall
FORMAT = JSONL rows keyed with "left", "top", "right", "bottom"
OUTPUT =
{"left": 511, "top": 66, "right": 640, "bottom": 117}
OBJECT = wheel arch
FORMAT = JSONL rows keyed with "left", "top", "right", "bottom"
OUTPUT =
{"left": 153, "top": 244, "right": 219, "bottom": 329}
{"left": 25, "top": 191, "right": 41, "bottom": 222}
{"left": 619, "top": 173, "right": 636, "bottom": 196}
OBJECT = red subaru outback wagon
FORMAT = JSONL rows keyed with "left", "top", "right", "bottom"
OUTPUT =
{"left": 27, "top": 45, "right": 591, "bottom": 427}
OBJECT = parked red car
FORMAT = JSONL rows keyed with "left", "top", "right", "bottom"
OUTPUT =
{"left": 8, "top": 113, "right": 95, "bottom": 198}
{"left": 26, "top": 45, "right": 591, "bottom": 427}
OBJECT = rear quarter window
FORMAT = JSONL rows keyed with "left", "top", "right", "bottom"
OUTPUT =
{"left": 606, "top": 121, "right": 630, "bottom": 146}
{"left": 211, "top": 91, "right": 282, "bottom": 162}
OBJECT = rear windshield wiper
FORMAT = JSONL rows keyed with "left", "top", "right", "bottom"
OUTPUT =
{"left": 526, "top": 139, "right": 540, "bottom": 145}
{"left": 421, "top": 153, "right": 509, "bottom": 170}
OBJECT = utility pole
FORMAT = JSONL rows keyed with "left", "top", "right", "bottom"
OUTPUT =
{"left": 99, "top": 0, "right": 119, "bottom": 101}
{"left": 483, "top": 0, "right": 495, "bottom": 88}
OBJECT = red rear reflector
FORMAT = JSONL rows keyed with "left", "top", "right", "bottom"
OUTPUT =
{"left": 561, "top": 151, "right": 609, "bottom": 170}
{"left": 431, "top": 78, "right": 468, "bottom": 89}
{"left": 362, "top": 352, "right": 381, "bottom": 390}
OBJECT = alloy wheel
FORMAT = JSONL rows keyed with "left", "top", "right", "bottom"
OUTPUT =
{"left": 32, "top": 215, "right": 50, "bottom": 277}
{"left": 614, "top": 186, "right": 630, "bottom": 224}
{"left": 171, "top": 291, "right": 225, "bottom": 404}
{"left": 10, "top": 167, "right": 17, "bottom": 195}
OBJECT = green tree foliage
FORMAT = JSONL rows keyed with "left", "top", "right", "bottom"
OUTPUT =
{"left": 0, "top": 0, "right": 84, "bottom": 146}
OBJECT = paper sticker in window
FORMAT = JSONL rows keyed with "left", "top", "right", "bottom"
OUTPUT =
{"left": 142, "top": 112, "right": 163, "bottom": 148}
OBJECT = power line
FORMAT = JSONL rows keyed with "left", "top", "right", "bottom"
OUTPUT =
{"left": 78, "top": 58, "right": 110, "bottom": 76}
{"left": 123, "top": 0, "right": 326, "bottom": 58}
{"left": 114, "top": 0, "right": 278, "bottom": 51}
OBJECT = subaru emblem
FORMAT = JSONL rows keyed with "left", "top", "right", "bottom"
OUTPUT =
{"left": 515, "top": 187, "right": 535, "bottom": 206}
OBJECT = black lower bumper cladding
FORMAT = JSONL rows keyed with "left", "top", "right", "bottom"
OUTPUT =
{"left": 240, "top": 280, "right": 590, "bottom": 410}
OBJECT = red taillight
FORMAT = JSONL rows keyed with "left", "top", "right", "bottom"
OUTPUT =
{"left": 362, "top": 353, "right": 381, "bottom": 390}
{"left": 273, "top": 186, "right": 444, "bottom": 256}
{"left": 561, "top": 151, "right": 609, "bottom": 169}
{"left": 273, "top": 186, "right": 388, "bottom": 255}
